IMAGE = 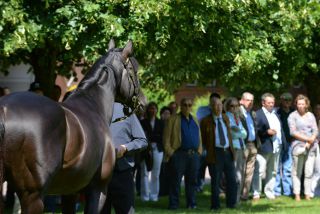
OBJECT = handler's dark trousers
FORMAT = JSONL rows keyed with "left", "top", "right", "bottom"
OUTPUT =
{"left": 102, "top": 168, "right": 135, "bottom": 214}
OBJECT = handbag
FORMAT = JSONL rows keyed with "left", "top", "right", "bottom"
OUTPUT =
{"left": 142, "top": 142, "right": 153, "bottom": 171}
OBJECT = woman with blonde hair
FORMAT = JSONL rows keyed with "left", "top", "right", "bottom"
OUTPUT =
{"left": 288, "top": 94, "right": 318, "bottom": 201}
{"left": 224, "top": 97, "right": 247, "bottom": 203}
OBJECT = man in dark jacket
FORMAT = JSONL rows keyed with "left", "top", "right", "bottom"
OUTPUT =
{"left": 252, "top": 93, "right": 287, "bottom": 200}
{"left": 200, "top": 97, "right": 237, "bottom": 210}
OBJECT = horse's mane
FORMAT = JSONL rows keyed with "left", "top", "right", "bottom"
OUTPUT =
{"left": 65, "top": 48, "right": 138, "bottom": 100}
{"left": 77, "top": 54, "right": 110, "bottom": 90}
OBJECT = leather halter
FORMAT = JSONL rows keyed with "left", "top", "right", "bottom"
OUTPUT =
{"left": 109, "top": 57, "right": 142, "bottom": 123}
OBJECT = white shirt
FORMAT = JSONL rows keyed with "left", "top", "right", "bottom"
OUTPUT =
{"left": 262, "top": 107, "right": 282, "bottom": 153}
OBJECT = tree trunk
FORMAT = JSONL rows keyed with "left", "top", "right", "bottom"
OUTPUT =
{"left": 304, "top": 72, "right": 320, "bottom": 108}
{"left": 29, "top": 44, "right": 58, "bottom": 98}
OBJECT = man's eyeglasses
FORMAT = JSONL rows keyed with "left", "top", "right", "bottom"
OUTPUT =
{"left": 230, "top": 104, "right": 239, "bottom": 107}
{"left": 183, "top": 103, "right": 192, "bottom": 107}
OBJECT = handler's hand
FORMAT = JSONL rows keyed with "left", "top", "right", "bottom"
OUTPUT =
{"left": 267, "top": 129, "right": 277, "bottom": 136}
{"left": 116, "top": 145, "right": 127, "bottom": 158}
{"left": 305, "top": 143, "right": 311, "bottom": 150}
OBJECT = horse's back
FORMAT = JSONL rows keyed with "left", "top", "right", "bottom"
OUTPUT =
{"left": 0, "top": 92, "right": 67, "bottom": 191}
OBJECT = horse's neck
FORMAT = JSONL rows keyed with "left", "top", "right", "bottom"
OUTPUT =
{"left": 64, "top": 78, "right": 117, "bottom": 125}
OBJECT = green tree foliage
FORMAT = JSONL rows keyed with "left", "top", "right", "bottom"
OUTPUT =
{"left": 1, "top": 0, "right": 320, "bottom": 101}
{"left": 139, "top": 0, "right": 320, "bottom": 95}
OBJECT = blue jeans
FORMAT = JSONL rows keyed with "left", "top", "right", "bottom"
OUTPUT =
{"left": 274, "top": 145, "right": 293, "bottom": 196}
{"left": 168, "top": 150, "right": 200, "bottom": 209}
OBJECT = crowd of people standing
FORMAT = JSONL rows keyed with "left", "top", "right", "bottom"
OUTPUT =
{"left": 135, "top": 91, "right": 320, "bottom": 211}
{"left": 3, "top": 86, "right": 320, "bottom": 212}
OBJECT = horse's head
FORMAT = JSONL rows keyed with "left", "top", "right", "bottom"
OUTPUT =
{"left": 106, "top": 39, "right": 142, "bottom": 115}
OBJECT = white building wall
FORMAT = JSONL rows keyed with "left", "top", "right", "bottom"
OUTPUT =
{"left": 0, "top": 64, "right": 34, "bottom": 92}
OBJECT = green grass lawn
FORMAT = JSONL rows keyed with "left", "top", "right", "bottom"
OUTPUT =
{"left": 135, "top": 186, "right": 320, "bottom": 214}
{"left": 6, "top": 184, "right": 319, "bottom": 213}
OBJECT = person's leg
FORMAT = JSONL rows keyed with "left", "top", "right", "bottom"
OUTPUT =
{"left": 292, "top": 154, "right": 305, "bottom": 200}
{"left": 184, "top": 152, "right": 200, "bottom": 208}
{"left": 140, "top": 161, "right": 150, "bottom": 201}
{"left": 252, "top": 154, "right": 266, "bottom": 199}
{"left": 311, "top": 147, "right": 320, "bottom": 197}
{"left": 274, "top": 149, "right": 284, "bottom": 196}
{"left": 234, "top": 149, "right": 245, "bottom": 203}
{"left": 224, "top": 151, "right": 237, "bottom": 208}
{"left": 135, "top": 163, "right": 141, "bottom": 196}
{"left": 159, "top": 161, "right": 170, "bottom": 196}
{"left": 209, "top": 150, "right": 224, "bottom": 209}
{"left": 102, "top": 169, "right": 135, "bottom": 214}
{"left": 196, "top": 151, "right": 207, "bottom": 192}
{"left": 150, "top": 149, "right": 163, "bottom": 201}
{"left": 282, "top": 145, "right": 293, "bottom": 196}
{"left": 242, "top": 142, "right": 257, "bottom": 199}
{"left": 264, "top": 151, "right": 280, "bottom": 199}
{"left": 102, "top": 190, "right": 112, "bottom": 214}
{"left": 304, "top": 151, "right": 316, "bottom": 198}
{"left": 168, "top": 151, "right": 185, "bottom": 209}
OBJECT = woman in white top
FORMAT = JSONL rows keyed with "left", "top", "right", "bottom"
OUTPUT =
{"left": 288, "top": 94, "right": 318, "bottom": 201}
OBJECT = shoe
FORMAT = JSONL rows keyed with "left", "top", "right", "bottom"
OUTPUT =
{"left": 252, "top": 195, "right": 260, "bottom": 202}
{"left": 265, "top": 192, "right": 276, "bottom": 200}
{"left": 240, "top": 195, "right": 249, "bottom": 201}
{"left": 187, "top": 205, "right": 197, "bottom": 209}
{"left": 274, "top": 193, "right": 281, "bottom": 197}
{"left": 295, "top": 194, "right": 301, "bottom": 201}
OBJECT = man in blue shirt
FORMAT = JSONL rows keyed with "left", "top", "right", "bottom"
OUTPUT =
{"left": 164, "top": 98, "right": 202, "bottom": 210}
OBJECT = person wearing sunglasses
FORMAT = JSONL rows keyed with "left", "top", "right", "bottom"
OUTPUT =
{"left": 224, "top": 97, "right": 247, "bottom": 204}
{"left": 163, "top": 98, "right": 202, "bottom": 210}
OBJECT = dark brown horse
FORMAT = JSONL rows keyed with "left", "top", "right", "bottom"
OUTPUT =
{"left": 0, "top": 40, "right": 142, "bottom": 214}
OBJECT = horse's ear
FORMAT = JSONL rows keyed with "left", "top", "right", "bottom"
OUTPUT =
{"left": 122, "top": 40, "right": 133, "bottom": 60}
{"left": 108, "top": 39, "right": 115, "bottom": 51}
